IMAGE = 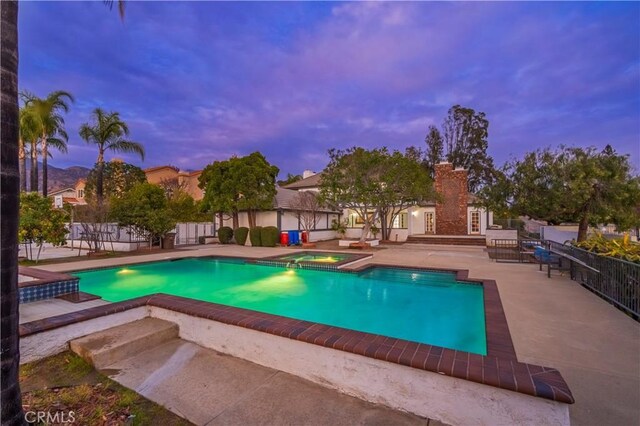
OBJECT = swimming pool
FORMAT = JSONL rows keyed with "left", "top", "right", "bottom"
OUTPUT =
{"left": 74, "top": 258, "right": 487, "bottom": 354}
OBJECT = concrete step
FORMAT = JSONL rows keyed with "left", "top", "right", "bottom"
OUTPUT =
{"left": 105, "top": 338, "right": 430, "bottom": 426}
{"left": 69, "top": 318, "right": 179, "bottom": 369}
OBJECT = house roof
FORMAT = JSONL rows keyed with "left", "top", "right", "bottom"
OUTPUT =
{"left": 274, "top": 187, "right": 338, "bottom": 212}
{"left": 281, "top": 173, "right": 323, "bottom": 189}
{"left": 48, "top": 187, "right": 76, "bottom": 197}
{"left": 144, "top": 165, "right": 179, "bottom": 174}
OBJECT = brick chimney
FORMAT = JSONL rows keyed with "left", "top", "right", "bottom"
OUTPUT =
{"left": 434, "top": 162, "right": 468, "bottom": 235}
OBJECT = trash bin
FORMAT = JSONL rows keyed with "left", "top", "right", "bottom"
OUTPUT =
{"left": 162, "top": 232, "right": 176, "bottom": 249}
{"left": 301, "top": 231, "right": 308, "bottom": 243}
{"left": 288, "top": 230, "right": 301, "bottom": 245}
{"left": 280, "top": 231, "right": 289, "bottom": 246}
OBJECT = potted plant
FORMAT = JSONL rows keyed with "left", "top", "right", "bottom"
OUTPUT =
{"left": 370, "top": 224, "right": 380, "bottom": 240}
{"left": 331, "top": 219, "right": 347, "bottom": 240}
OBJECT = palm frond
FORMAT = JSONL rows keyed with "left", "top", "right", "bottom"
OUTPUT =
{"left": 108, "top": 140, "right": 145, "bottom": 160}
{"left": 103, "top": 0, "right": 126, "bottom": 20}
{"left": 46, "top": 137, "right": 69, "bottom": 154}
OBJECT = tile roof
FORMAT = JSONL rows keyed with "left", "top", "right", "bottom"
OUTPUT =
{"left": 281, "top": 173, "right": 323, "bottom": 189}
{"left": 274, "top": 187, "right": 337, "bottom": 212}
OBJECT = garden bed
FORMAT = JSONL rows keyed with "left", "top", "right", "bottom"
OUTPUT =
{"left": 20, "top": 351, "right": 191, "bottom": 425}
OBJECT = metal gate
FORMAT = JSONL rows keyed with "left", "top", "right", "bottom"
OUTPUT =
{"left": 174, "top": 222, "right": 215, "bottom": 245}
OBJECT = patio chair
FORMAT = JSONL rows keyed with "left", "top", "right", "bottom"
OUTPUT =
{"left": 533, "top": 246, "right": 562, "bottom": 278}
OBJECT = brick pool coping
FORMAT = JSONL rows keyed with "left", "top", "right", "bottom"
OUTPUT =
{"left": 20, "top": 257, "right": 574, "bottom": 404}
{"left": 19, "top": 266, "right": 77, "bottom": 288}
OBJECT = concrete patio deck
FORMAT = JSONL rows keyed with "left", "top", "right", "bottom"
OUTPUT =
{"left": 24, "top": 243, "right": 640, "bottom": 426}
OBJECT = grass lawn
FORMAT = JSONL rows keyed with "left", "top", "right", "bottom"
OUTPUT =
{"left": 20, "top": 352, "right": 192, "bottom": 425}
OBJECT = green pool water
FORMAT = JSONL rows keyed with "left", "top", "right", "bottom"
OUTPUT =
{"left": 74, "top": 258, "right": 487, "bottom": 354}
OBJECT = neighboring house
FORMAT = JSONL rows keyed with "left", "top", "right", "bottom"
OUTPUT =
{"left": 283, "top": 162, "right": 493, "bottom": 242}
{"left": 49, "top": 178, "right": 86, "bottom": 207}
{"left": 145, "top": 165, "right": 204, "bottom": 200}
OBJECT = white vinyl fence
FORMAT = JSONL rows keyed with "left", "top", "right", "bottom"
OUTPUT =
{"left": 174, "top": 222, "right": 215, "bottom": 245}
{"left": 65, "top": 222, "right": 215, "bottom": 250}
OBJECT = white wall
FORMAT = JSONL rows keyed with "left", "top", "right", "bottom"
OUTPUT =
{"left": 486, "top": 229, "right": 519, "bottom": 246}
{"left": 64, "top": 240, "right": 147, "bottom": 252}
{"left": 151, "top": 308, "right": 570, "bottom": 426}
{"left": 540, "top": 226, "right": 579, "bottom": 244}
{"left": 220, "top": 211, "right": 278, "bottom": 229}
{"left": 309, "top": 230, "right": 337, "bottom": 242}
{"left": 21, "top": 309, "right": 570, "bottom": 425}
{"left": 467, "top": 207, "right": 491, "bottom": 235}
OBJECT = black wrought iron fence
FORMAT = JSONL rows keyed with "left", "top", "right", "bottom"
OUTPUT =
{"left": 490, "top": 239, "right": 543, "bottom": 263}
{"left": 490, "top": 238, "right": 639, "bottom": 319}
{"left": 546, "top": 241, "right": 639, "bottom": 319}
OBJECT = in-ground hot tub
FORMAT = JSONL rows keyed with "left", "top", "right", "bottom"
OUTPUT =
{"left": 259, "top": 250, "right": 372, "bottom": 269}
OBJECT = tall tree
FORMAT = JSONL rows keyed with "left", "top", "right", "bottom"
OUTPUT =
{"left": 424, "top": 125, "right": 444, "bottom": 178}
{"left": 84, "top": 159, "right": 146, "bottom": 201}
{"left": 442, "top": 105, "right": 496, "bottom": 192}
{"left": 18, "top": 106, "right": 37, "bottom": 192}
{"left": 0, "top": 2, "right": 24, "bottom": 423}
{"left": 199, "top": 152, "right": 279, "bottom": 229}
{"left": 235, "top": 152, "right": 279, "bottom": 228}
{"left": 21, "top": 90, "right": 74, "bottom": 196}
{"left": 199, "top": 159, "right": 238, "bottom": 228}
{"left": 478, "top": 145, "right": 640, "bottom": 242}
{"left": 79, "top": 108, "right": 144, "bottom": 203}
{"left": 277, "top": 173, "right": 303, "bottom": 186}
{"left": 110, "top": 183, "right": 177, "bottom": 246}
{"left": 290, "top": 191, "right": 323, "bottom": 239}
{"left": 377, "top": 151, "right": 434, "bottom": 240}
{"left": 320, "top": 147, "right": 389, "bottom": 242}
{"left": 1, "top": 2, "right": 126, "bottom": 422}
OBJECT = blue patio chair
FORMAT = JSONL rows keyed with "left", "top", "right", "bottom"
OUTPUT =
{"left": 534, "top": 246, "right": 561, "bottom": 277}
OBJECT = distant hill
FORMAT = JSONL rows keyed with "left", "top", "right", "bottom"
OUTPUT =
{"left": 23, "top": 163, "right": 91, "bottom": 193}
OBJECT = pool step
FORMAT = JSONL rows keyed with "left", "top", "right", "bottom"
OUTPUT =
{"left": 69, "top": 318, "right": 179, "bottom": 369}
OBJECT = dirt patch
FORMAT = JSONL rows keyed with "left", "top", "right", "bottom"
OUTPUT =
{"left": 20, "top": 352, "right": 192, "bottom": 425}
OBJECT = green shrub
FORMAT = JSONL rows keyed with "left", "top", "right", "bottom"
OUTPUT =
{"left": 261, "top": 226, "right": 279, "bottom": 247}
{"left": 575, "top": 232, "right": 640, "bottom": 263}
{"left": 235, "top": 227, "right": 249, "bottom": 245}
{"left": 218, "top": 226, "right": 234, "bottom": 244}
{"left": 249, "top": 227, "right": 262, "bottom": 247}
{"left": 198, "top": 236, "right": 206, "bottom": 244}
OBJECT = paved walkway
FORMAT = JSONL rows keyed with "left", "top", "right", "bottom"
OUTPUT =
{"left": 29, "top": 243, "right": 640, "bottom": 426}
{"left": 106, "top": 337, "right": 436, "bottom": 426}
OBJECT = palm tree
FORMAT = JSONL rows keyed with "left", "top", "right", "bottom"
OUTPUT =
{"left": 79, "top": 108, "right": 144, "bottom": 202}
{"left": 2, "top": 2, "right": 124, "bottom": 422}
{"left": 22, "top": 91, "right": 74, "bottom": 196}
{"left": 18, "top": 106, "right": 38, "bottom": 192}
{"left": 1, "top": 2, "right": 23, "bottom": 424}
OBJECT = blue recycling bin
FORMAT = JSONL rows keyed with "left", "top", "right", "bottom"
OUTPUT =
{"left": 288, "top": 230, "right": 300, "bottom": 245}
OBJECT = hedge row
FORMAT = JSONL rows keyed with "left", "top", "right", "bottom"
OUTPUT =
{"left": 217, "top": 225, "right": 280, "bottom": 247}
{"left": 249, "top": 227, "right": 262, "bottom": 246}
{"left": 235, "top": 227, "right": 249, "bottom": 245}
{"left": 218, "top": 226, "right": 233, "bottom": 244}
{"left": 260, "top": 226, "right": 279, "bottom": 247}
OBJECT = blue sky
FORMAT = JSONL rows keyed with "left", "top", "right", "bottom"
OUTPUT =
{"left": 19, "top": 1, "right": 640, "bottom": 176}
